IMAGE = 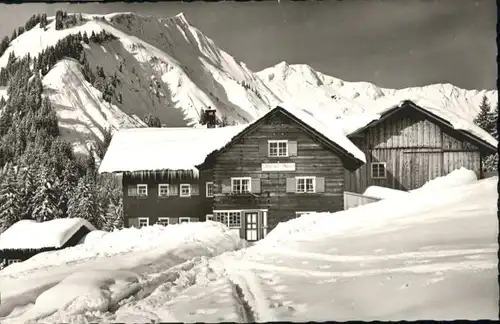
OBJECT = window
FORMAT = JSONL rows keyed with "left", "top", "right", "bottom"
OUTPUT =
{"left": 228, "top": 212, "right": 242, "bottom": 228}
{"left": 206, "top": 214, "right": 214, "bottom": 221}
{"left": 206, "top": 182, "right": 214, "bottom": 197}
{"left": 215, "top": 212, "right": 228, "bottom": 224}
{"left": 7, "top": 259, "right": 21, "bottom": 265}
{"left": 296, "top": 177, "right": 315, "bottom": 193}
{"left": 138, "top": 217, "right": 149, "bottom": 228}
{"left": 268, "top": 140, "right": 288, "bottom": 157}
{"left": 371, "top": 162, "right": 387, "bottom": 179}
{"left": 231, "top": 177, "right": 251, "bottom": 194}
{"left": 214, "top": 211, "right": 242, "bottom": 228}
{"left": 179, "top": 217, "right": 190, "bottom": 224}
{"left": 137, "top": 184, "right": 148, "bottom": 196}
{"left": 157, "top": 217, "right": 169, "bottom": 226}
{"left": 180, "top": 184, "right": 191, "bottom": 197}
{"left": 295, "top": 211, "right": 315, "bottom": 218}
{"left": 158, "top": 184, "right": 169, "bottom": 197}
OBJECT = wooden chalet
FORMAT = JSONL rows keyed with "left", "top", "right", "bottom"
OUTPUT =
{"left": 99, "top": 106, "right": 365, "bottom": 241}
{"left": 343, "top": 100, "right": 497, "bottom": 194}
{"left": 0, "top": 218, "right": 95, "bottom": 267}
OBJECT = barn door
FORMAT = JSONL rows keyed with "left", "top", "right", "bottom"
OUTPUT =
{"left": 403, "top": 152, "right": 442, "bottom": 190}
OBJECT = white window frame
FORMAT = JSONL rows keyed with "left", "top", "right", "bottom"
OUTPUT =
{"left": 371, "top": 162, "right": 387, "bottom": 179}
{"left": 231, "top": 177, "right": 252, "bottom": 194}
{"left": 157, "top": 217, "right": 169, "bottom": 226}
{"left": 296, "top": 176, "right": 316, "bottom": 193}
{"left": 158, "top": 184, "right": 169, "bottom": 197}
{"left": 138, "top": 217, "right": 149, "bottom": 228}
{"left": 179, "top": 217, "right": 190, "bottom": 224}
{"left": 213, "top": 210, "right": 242, "bottom": 229}
{"left": 268, "top": 140, "right": 289, "bottom": 157}
{"left": 137, "top": 184, "right": 148, "bottom": 196}
{"left": 179, "top": 184, "right": 191, "bottom": 197}
{"left": 206, "top": 214, "right": 214, "bottom": 221}
{"left": 206, "top": 182, "right": 214, "bottom": 198}
{"left": 7, "top": 259, "right": 21, "bottom": 265}
{"left": 295, "top": 211, "right": 315, "bottom": 218}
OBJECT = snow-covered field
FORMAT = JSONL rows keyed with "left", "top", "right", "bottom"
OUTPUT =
{"left": 0, "top": 169, "right": 497, "bottom": 322}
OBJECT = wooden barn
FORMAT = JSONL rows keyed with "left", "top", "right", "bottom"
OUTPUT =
{"left": 0, "top": 218, "right": 95, "bottom": 267}
{"left": 99, "top": 106, "right": 365, "bottom": 241}
{"left": 343, "top": 100, "right": 497, "bottom": 195}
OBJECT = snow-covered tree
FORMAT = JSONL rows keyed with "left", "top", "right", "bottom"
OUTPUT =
{"left": 0, "top": 166, "right": 22, "bottom": 233}
{"left": 31, "top": 166, "right": 61, "bottom": 222}
{"left": 67, "top": 175, "right": 104, "bottom": 229}
{"left": 473, "top": 96, "right": 494, "bottom": 133}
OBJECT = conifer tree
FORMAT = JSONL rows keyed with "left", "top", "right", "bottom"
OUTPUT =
{"left": 473, "top": 95, "right": 493, "bottom": 132}
{"left": 0, "top": 166, "right": 22, "bottom": 233}
{"left": 31, "top": 166, "right": 61, "bottom": 222}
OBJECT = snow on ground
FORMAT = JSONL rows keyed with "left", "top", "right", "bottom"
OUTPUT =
{"left": 0, "top": 170, "right": 496, "bottom": 322}
{"left": 118, "top": 169, "right": 496, "bottom": 322}
{"left": 0, "top": 222, "right": 244, "bottom": 323}
{"left": 0, "top": 218, "right": 95, "bottom": 250}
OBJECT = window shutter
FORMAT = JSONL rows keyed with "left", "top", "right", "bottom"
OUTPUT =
{"left": 190, "top": 217, "right": 199, "bottom": 222}
{"left": 127, "top": 186, "right": 138, "bottom": 196}
{"left": 191, "top": 184, "right": 200, "bottom": 196}
{"left": 170, "top": 184, "right": 179, "bottom": 196}
{"left": 316, "top": 177, "right": 325, "bottom": 193}
{"left": 288, "top": 141, "right": 298, "bottom": 156}
{"left": 170, "top": 217, "right": 179, "bottom": 225}
{"left": 251, "top": 178, "right": 261, "bottom": 193}
{"left": 286, "top": 178, "right": 296, "bottom": 193}
{"left": 259, "top": 141, "right": 268, "bottom": 157}
{"left": 128, "top": 218, "right": 139, "bottom": 228}
{"left": 221, "top": 179, "right": 232, "bottom": 193}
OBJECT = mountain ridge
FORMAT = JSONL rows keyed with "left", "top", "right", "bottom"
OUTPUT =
{"left": 0, "top": 11, "right": 496, "bottom": 155}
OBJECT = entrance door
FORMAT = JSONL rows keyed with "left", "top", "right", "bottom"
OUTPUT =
{"left": 245, "top": 212, "right": 259, "bottom": 241}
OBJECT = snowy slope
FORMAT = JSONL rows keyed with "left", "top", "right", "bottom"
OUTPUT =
{"left": 0, "top": 12, "right": 497, "bottom": 156}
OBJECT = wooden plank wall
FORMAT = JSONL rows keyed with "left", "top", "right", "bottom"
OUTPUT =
{"left": 345, "top": 107, "right": 483, "bottom": 192}
{"left": 213, "top": 112, "right": 345, "bottom": 231}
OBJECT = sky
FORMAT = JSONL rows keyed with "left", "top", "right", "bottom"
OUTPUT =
{"left": 0, "top": 0, "right": 496, "bottom": 90}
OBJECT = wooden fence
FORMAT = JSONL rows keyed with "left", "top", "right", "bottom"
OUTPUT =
{"left": 343, "top": 191, "right": 382, "bottom": 210}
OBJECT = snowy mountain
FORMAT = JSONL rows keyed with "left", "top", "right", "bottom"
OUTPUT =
{"left": 0, "top": 12, "right": 496, "bottom": 155}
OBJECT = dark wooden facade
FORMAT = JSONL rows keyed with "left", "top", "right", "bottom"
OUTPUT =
{"left": 122, "top": 170, "right": 213, "bottom": 228}
{"left": 199, "top": 107, "right": 362, "bottom": 241}
{"left": 344, "top": 101, "right": 496, "bottom": 193}
{"left": 0, "top": 225, "right": 91, "bottom": 267}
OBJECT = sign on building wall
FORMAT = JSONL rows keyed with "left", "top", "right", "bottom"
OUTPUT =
{"left": 261, "top": 163, "right": 296, "bottom": 172}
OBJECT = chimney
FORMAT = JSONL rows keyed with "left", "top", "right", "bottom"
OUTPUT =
{"left": 204, "top": 108, "right": 217, "bottom": 128}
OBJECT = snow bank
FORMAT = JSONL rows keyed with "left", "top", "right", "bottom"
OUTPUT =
{"left": 0, "top": 221, "right": 243, "bottom": 322}
{"left": 1, "top": 221, "right": 242, "bottom": 275}
{"left": 98, "top": 125, "right": 246, "bottom": 174}
{"left": 261, "top": 169, "right": 491, "bottom": 245}
{"left": 412, "top": 167, "right": 478, "bottom": 193}
{"left": 0, "top": 218, "right": 95, "bottom": 250}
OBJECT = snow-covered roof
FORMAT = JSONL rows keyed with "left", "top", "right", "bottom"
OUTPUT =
{"left": 98, "top": 125, "right": 248, "bottom": 174}
{"left": 343, "top": 98, "right": 498, "bottom": 150}
{"left": 277, "top": 102, "right": 366, "bottom": 163}
{"left": 0, "top": 218, "right": 96, "bottom": 250}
